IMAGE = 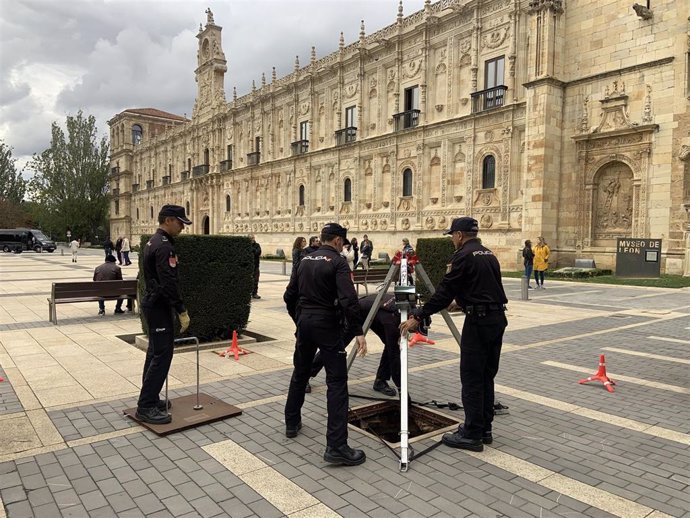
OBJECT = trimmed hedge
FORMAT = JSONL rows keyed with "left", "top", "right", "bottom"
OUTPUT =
{"left": 551, "top": 267, "right": 613, "bottom": 278}
{"left": 415, "top": 237, "right": 455, "bottom": 300}
{"left": 138, "top": 234, "right": 254, "bottom": 343}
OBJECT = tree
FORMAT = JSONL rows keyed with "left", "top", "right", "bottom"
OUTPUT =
{"left": 0, "top": 140, "right": 27, "bottom": 203}
{"left": 29, "top": 111, "right": 110, "bottom": 241}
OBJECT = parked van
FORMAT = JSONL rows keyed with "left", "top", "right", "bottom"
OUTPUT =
{"left": 0, "top": 229, "right": 57, "bottom": 253}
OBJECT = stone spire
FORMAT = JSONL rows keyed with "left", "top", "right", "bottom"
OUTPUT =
{"left": 359, "top": 19, "right": 366, "bottom": 42}
{"left": 294, "top": 55, "right": 300, "bottom": 73}
{"left": 397, "top": 0, "right": 404, "bottom": 24}
{"left": 233, "top": 86, "right": 237, "bottom": 102}
{"left": 251, "top": 80, "right": 256, "bottom": 93}
{"left": 272, "top": 66, "right": 277, "bottom": 83}
{"left": 261, "top": 72, "right": 266, "bottom": 87}
{"left": 311, "top": 46, "right": 316, "bottom": 65}
{"left": 339, "top": 31, "right": 345, "bottom": 51}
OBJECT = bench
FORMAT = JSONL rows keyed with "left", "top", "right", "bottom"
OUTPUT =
{"left": 352, "top": 268, "right": 390, "bottom": 295}
{"left": 369, "top": 252, "right": 391, "bottom": 265}
{"left": 48, "top": 280, "right": 138, "bottom": 324}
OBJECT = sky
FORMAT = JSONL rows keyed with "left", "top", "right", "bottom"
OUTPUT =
{"left": 0, "top": 0, "right": 426, "bottom": 173}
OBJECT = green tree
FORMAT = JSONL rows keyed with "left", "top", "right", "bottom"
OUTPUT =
{"left": 0, "top": 140, "right": 27, "bottom": 203}
{"left": 29, "top": 111, "right": 110, "bottom": 241}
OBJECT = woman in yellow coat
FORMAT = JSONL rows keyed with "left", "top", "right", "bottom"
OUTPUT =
{"left": 533, "top": 236, "right": 550, "bottom": 289}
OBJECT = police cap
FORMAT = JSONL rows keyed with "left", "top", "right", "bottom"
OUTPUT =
{"left": 159, "top": 204, "right": 192, "bottom": 225}
{"left": 321, "top": 222, "right": 350, "bottom": 246}
{"left": 443, "top": 216, "right": 479, "bottom": 235}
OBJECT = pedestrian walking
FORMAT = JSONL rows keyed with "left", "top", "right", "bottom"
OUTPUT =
{"left": 103, "top": 237, "right": 114, "bottom": 258}
{"left": 522, "top": 240, "right": 535, "bottom": 289}
{"left": 341, "top": 242, "right": 355, "bottom": 271}
{"left": 350, "top": 237, "right": 359, "bottom": 268}
{"left": 291, "top": 236, "right": 307, "bottom": 276}
{"left": 69, "top": 238, "right": 80, "bottom": 262}
{"left": 533, "top": 236, "right": 550, "bottom": 289}
{"left": 115, "top": 237, "right": 123, "bottom": 265}
{"left": 93, "top": 255, "right": 131, "bottom": 315}
{"left": 284, "top": 223, "right": 368, "bottom": 466}
{"left": 400, "top": 217, "right": 508, "bottom": 452}
{"left": 304, "top": 235, "right": 320, "bottom": 254}
{"left": 359, "top": 234, "right": 373, "bottom": 270}
{"left": 121, "top": 237, "right": 132, "bottom": 266}
{"left": 136, "top": 204, "right": 192, "bottom": 425}
{"left": 250, "top": 235, "right": 262, "bottom": 299}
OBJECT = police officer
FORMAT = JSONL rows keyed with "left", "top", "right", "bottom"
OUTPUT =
{"left": 284, "top": 223, "right": 368, "bottom": 466}
{"left": 136, "top": 205, "right": 192, "bottom": 425}
{"left": 400, "top": 217, "right": 508, "bottom": 451}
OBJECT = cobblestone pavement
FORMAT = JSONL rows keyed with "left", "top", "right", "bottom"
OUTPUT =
{"left": 1, "top": 250, "right": 689, "bottom": 517}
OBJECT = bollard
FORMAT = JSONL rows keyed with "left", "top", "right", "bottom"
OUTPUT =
{"left": 61, "top": 248, "right": 64, "bottom": 256}
{"left": 521, "top": 275, "right": 529, "bottom": 301}
{"left": 281, "top": 259, "right": 287, "bottom": 276}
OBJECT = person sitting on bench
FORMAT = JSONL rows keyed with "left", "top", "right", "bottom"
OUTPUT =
{"left": 93, "top": 254, "right": 132, "bottom": 315}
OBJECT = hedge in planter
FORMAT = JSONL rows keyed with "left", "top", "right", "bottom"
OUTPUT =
{"left": 415, "top": 237, "right": 455, "bottom": 300}
{"left": 138, "top": 234, "right": 254, "bottom": 343}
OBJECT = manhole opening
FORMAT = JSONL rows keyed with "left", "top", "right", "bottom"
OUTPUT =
{"left": 348, "top": 400, "right": 460, "bottom": 446}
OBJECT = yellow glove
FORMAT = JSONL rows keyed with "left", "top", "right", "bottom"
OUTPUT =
{"left": 178, "top": 311, "right": 190, "bottom": 333}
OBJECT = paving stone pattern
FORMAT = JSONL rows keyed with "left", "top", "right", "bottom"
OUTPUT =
{"left": 0, "top": 366, "right": 22, "bottom": 415}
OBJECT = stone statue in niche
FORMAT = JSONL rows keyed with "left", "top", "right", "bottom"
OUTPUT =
{"left": 594, "top": 164, "right": 633, "bottom": 233}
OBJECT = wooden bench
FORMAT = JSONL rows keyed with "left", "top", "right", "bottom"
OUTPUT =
{"left": 48, "top": 280, "right": 138, "bottom": 324}
{"left": 352, "top": 268, "right": 390, "bottom": 295}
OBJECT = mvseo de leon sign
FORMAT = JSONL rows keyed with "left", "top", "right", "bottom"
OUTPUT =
{"left": 616, "top": 238, "right": 661, "bottom": 278}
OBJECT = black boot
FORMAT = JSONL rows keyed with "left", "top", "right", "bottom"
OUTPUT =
{"left": 442, "top": 426, "right": 483, "bottom": 451}
{"left": 372, "top": 379, "right": 396, "bottom": 397}
{"left": 323, "top": 444, "right": 366, "bottom": 466}
{"left": 285, "top": 422, "right": 302, "bottom": 438}
{"left": 157, "top": 400, "right": 172, "bottom": 412}
{"left": 135, "top": 407, "right": 172, "bottom": 425}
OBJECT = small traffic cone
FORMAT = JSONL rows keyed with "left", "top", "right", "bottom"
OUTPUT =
{"left": 217, "top": 330, "right": 248, "bottom": 360}
{"left": 578, "top": 354, "right": 615, "bottom": 393}
{"left": 408, "top": 332, "right": 435, "bottom": 347}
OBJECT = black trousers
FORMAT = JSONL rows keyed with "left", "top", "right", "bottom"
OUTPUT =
{"left": 253, "top": 266, "right": 260, "bottom": 295}
{"left": 460, "top": 311, "right": 506, "bottom": 439}
{"left": 285, "top": 313, "right": 349, "bottom": 447}
{"left": 138, "top": 305, "right": 175, "bottom": 409}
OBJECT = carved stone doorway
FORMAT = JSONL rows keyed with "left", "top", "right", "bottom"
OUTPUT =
{"left": 202, "top": 216, "right": 210, "bottom": 235}
{"left": 592, "top": 161, "right": 633, "bottom": 244}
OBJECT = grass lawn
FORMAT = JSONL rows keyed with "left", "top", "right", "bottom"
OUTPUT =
{"left": 501, "top": 271, "right": 690, "bottom": 289}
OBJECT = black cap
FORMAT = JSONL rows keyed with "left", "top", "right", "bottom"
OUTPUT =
{"left": 159, "top": 204, "right": 192, "bottom": 225}
{"left": 444, "top": 217, "right": 479, "bottom": 235}
{"left": 321, "top": 222, "right": 350, "bottom": 246}
{"left": 105, "top": 254, "right": 116, "bottom": 262}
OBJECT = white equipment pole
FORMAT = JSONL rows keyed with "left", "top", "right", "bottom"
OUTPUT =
{"left": 395, "top": 256, "right": 413, "bottom": 472}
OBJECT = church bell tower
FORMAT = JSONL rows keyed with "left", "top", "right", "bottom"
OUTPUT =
{"left": 193, "top": 8, "right": 227, "bottom": 120}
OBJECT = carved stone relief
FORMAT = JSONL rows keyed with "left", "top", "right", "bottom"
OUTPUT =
{"left": 593, "top": 162, "right": 633, "bottom": 237}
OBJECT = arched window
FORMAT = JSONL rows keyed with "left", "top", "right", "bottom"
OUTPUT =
{"left": 298, "top": 185, "right": 305, "bottom": 206}
{"left": 150, "top": 206, "right": 154, "bottom": 219}
{"left": 186, "top": 201, "right": 190, "bottom": 215}
{"left": 344, "top": 178, "right": 352, "bottom": 202}
{"left": 402, "top": 168, "right": 413, "bottom": 197}
{"left": 187, "top": 158, "right": 192, "bottom": 171}
{"left": 482, "top": 155, "right": 496, "bottom": 189}
{"left": 136, "top": 208, "right": 139, "bottom": 220}
{"left": 204, "top": 148, "right": 210, "bottom": 165}
{"left": 132, "top": 124, "right": 143, "bottom": 145}
{"left": 225, "top": 194, "right": 231, "bottom": 212}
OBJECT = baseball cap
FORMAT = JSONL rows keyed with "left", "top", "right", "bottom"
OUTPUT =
{"left": 321, "top": 222, "right": 350, "bottom": 246}
{"left": 443, "top": 217, "right": 479, "bottom": 235}
{"left": 159, "top": 204, "right": 192, "bottom": 225}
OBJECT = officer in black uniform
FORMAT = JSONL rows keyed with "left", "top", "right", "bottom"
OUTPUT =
{"left": 136, "top": 205, "right": 192, "bottom": 425}
{"left": 400, "top": 217, "right": 507, "bottom": 451}
{"left": 284, "top": 223, "right": 368, "bottom": 466}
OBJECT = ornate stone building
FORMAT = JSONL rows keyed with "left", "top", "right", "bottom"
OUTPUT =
{"left": 109, "top": 1, "right": 690, "bottom": 274}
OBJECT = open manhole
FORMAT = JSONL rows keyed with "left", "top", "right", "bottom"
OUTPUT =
{"left": 348, "top": 400, "right": 460, "bottom": 446}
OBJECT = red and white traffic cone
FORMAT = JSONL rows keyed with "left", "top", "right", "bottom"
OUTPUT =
{"left": 578, "top": 354, "right": 615, "bottom": 393}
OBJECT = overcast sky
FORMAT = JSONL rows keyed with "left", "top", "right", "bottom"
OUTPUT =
{"left": 0, "top": 0, "right": 426, "bottom": 172}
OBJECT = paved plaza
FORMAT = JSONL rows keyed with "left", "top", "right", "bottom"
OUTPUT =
{"left": 0, "top": 248, "right": 689, "bottom": 518}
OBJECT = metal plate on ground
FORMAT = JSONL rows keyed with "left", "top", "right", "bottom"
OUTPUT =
{"left": 123, "top": 393, "right": 242, "bottom": 436}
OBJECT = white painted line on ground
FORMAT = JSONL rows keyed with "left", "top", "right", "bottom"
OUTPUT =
{"left": 541, "top": 361, "right": 689, "bottom": 394}
{"left": 203, "top": 439, "right": 341, "bottom": 518}
{"left": 0, "top": 492, "right": 5, "bottom": 518}
{"left": 457, "top": 447, "right": 673, "bottom": 518}
{"left": 647, "top": 335, "right": 690, "bottom": 346}
{"left": 603, "top": 347, "right": 690, "bottom": 365}
{"left": 496, "top": 384, "right": 690, "bottom": 446}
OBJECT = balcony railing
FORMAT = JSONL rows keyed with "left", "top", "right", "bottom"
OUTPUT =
{"left": 247, "top": 152, "right": 260, "bottom": 166}
{"left": 132, "top": 183, "right": 139, "bottom": 192}
{"left": 110, "top": 166, "right": 120, "bottom": 176}
{"left": 220, "top": 159, "right": 232, "bottom": 172}
{"left": 192, "top": 164, "right": 209, "bottom": 177}
{"left": 180, "top": 170, "right": 189, "bottom": 181}
{"left": 162, "top": 175, "right": 170, "bottom": 186}
{"left": 291, "top": 140, "right": 309, "bottom": 156}
{"left": 335, "top": 127, "right": 357, "bottom": 146}
{"left": 112, "top": 188, "right": 120, "bottom": 197}
{"left": 471, "top": 85, "right": 508, "bottom": 113}
{"left": 146, "top": 180, "right": 154, "bottom": 190}
{"left": 393, "top": 109, "right": 421, "bottom": 131}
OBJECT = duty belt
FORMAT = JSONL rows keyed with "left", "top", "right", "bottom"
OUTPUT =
{"left": 463, "top": 304, "right": 506, "bottom": 316}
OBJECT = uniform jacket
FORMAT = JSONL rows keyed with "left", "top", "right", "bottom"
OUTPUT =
{"left": 533, "top": 244, "right": 550, "bottom": 271}
{"left": 93, "top": 262, "right": 122, "bottom": 281}
{"left": 141, "top": 229, "right": 185, "bottom": 312}
{"left": 284, "top": 244, "right": 363, "bottom": 336}
{"left": 418, "top": 238, "right": 507, "bottom": 319}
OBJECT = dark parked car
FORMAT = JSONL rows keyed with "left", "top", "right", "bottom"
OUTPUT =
{"left": 0, "top": 229, "right": 57, "bottom": 253}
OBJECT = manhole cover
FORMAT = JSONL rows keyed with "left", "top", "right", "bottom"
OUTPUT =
{"left": 348, "top": 400, "right": 460, "bottom": 446}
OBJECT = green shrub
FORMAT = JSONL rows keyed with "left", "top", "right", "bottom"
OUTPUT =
{"left": 138, "top": 234, "right": 254, "bottom": 344}
{"left": 415, "top": 237, "right": 455, "bottom": 300}
{"left": 551, "top": 267, "right": 613, "bottom": 279}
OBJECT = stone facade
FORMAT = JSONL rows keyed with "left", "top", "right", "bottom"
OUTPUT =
{"left": 109, "top": 0, "right": 690, "bottom": 274}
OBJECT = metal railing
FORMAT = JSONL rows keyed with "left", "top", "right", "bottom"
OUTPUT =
{"left": 112, "top": 188, "right": 120, "bottom": 197}
{"left": 180, "top": 171, "right": 189, "bottom": 181}
{"left": 132, "top": 183, "right": 139, "bottom": 192}
{"left": 247, "top": 152, "right": 260, "bottom": 166}
{"left": 335, "top": 127, "right": 357, "bottom": 146}
{"left": 471, "top": 85, "right": 508, "bottom": 113}
{"left": 110, "top": 166, "right": 120, "bottom": 176}
{"left": 146, "top": 180, "right": 153, "bottom": 190}
{"left": 393, "top": 109, "right": 421, "bottom": 131}
{"left": 220, "top": 159, "right": 232, "bottom": 172}
{"left": 162, "top": 176, "right": 170, "bottom": 186}
{"left": 291, "top": 140, "right": 309, "bottom": 156}
{"left": 192, "top": 164, "right": 209, "bottom": 177}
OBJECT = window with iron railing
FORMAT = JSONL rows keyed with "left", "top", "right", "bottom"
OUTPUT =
{"left": 110, "top": 166, "right": 120, "bottom": 176}
{"left": 335, "top": 127, "right": 357, "bottom": 146}
{"left": 471, "top": 86, "right": 508, "bottom": 113}
{"left": 180, "top": 171, "right": 189, "bottom": 181}
{"left": 247, "top": 152, "right": 260, "bottom": 166}
{"left": 192, "top": 164, "right": 209, "bottom": 177}
{"left": 393, "top": 110, "right": 421, "bottom": 131}
{"left": 291, "top": 140, "right": 309, "bottom": 156}
{"left": 112, "top": 188, "right": 120, "bottom": 197}
{"left": 146, "top": 180, "right": 153, "bottom": 190}
{"left": 132, "top": 183, "right": 139, "bottom": 192}
{"left": 220, "top": 160, "right": 232, "bottom": 172}
{"left": 162, "top": 176, "right": 171, "bottom": 186}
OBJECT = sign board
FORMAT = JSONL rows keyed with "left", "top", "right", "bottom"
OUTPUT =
{"left": 615, "top": 238, "right": 661, "bottom": 278}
